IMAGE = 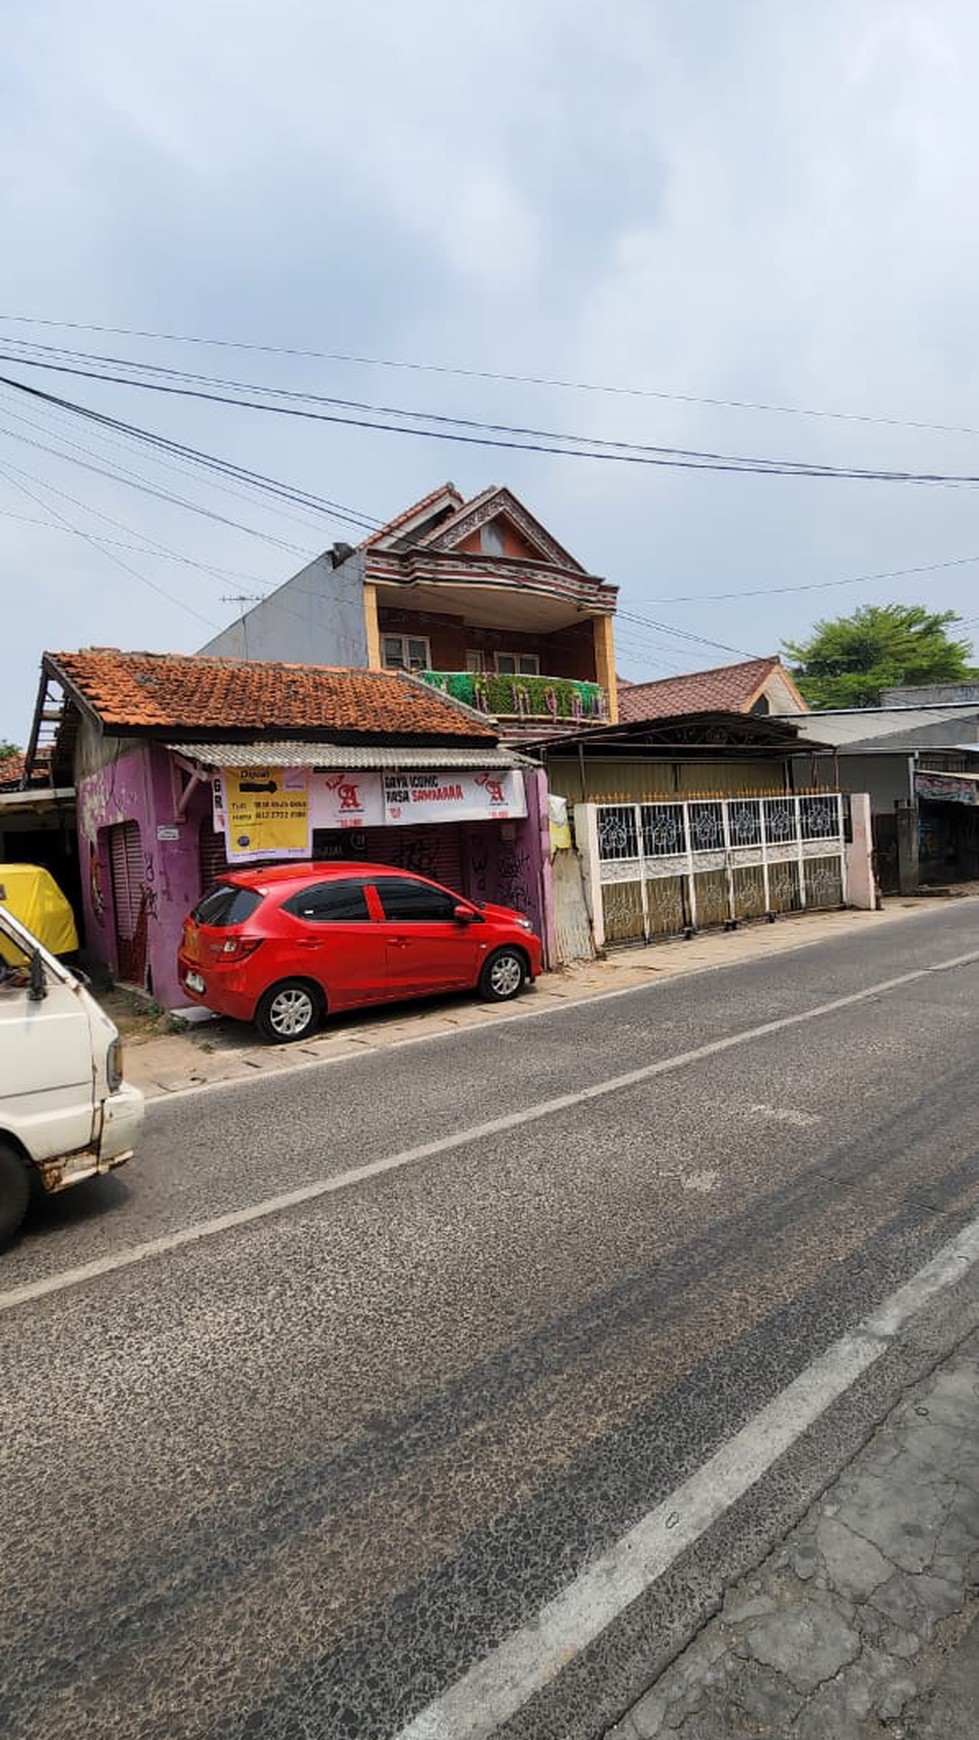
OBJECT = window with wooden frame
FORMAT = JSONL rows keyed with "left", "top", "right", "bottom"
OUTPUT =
{"left": 382, "top": 634, "right": 431, "bottom": 672}
{"left": 495, "top": 652, "right": 540, "bottom": 676}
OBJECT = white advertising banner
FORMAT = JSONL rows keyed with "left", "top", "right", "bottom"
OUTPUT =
{"left": 215, "top": 765, "right": 527, "bottom": 847}
{"left": 309, "top": 771, "right": 385, "bottom": 829}
{"left": 382, "top": 769, "right": 527, "bottom": 825}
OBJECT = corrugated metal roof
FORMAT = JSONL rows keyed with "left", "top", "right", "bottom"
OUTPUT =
{"left": 167, "top": 741, "right": 531, "bottom": 770}
{"left": 778, "top": 707, "right": 979, "bottom": 747}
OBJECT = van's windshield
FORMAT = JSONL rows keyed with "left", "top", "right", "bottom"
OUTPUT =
{"left": 0, "top": 931, "right": 31, "bottom": 979}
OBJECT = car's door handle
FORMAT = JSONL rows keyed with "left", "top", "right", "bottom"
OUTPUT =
{"left": 386, "top": 936, "right": 409, "bottom": 948}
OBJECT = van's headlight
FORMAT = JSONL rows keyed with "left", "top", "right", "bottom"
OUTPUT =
{"left": 516, "top": 916, "right": 534, "bottom": 932}
{"left": 106, "top": 1038, "right": 123, "bottom": 1092}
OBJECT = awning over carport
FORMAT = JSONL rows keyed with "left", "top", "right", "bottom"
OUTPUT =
{"left": 167, "top": 741, "right": 531, "bottom": 770}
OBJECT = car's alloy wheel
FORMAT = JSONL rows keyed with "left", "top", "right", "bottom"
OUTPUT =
{"left": 256, "top": 980, "right": 321, "bottom": 1043}
{"left": 479, "top": 948, "right": 526, "bottom": 1002}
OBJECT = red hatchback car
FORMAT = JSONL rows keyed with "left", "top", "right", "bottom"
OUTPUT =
{"left": 178, "top": 862, "right": 542, "bottom": 1042}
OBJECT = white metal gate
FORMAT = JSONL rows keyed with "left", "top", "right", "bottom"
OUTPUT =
{"left": 586, "top": 792, "right": 846, "bottom": 946}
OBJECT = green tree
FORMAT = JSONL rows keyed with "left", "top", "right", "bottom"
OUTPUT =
{"left": 783, "top": 604, "right": 975, "bottom": 709}
{"left": 0, "top": 741, "right": 19, "bottom": 761}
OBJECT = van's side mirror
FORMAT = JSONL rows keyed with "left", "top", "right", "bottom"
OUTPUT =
{"left": 454, "top": 905, "right": 475, "bottom": 925}
{"left": 28, "top": 948, "right": 47, "bottom": 1003}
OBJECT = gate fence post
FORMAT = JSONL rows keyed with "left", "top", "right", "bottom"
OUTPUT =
{"left": 574, "top": 803, "right": 604, "bottom": 951}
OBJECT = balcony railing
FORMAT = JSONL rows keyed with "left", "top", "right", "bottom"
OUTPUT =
{"left": 419, "top": 669, "right": 608, "bottom": 724}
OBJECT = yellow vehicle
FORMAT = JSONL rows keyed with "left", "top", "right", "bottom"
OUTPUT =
{"left": 0, "top": 864, "right": 79, "bottom": 959}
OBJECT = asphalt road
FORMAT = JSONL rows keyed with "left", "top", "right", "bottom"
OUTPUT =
{"left": 3, "top": 903, "right": 979, "bottom": 1740}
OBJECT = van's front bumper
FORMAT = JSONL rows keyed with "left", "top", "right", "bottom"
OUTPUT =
{"left": 37, "top": 1081, "right": 145, "bottom": 1195}
{"left": 98, "top": 1081, "right": 145, "bottom": 1167}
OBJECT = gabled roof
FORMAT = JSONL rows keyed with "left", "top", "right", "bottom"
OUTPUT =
{"left": 361, "top": 482, "right": 465, "bottom": 550}
{"left": 363, "top": 482, "right": 589, "bottom": 573}
{"left": 43, "top": 649, "right": 499, "bottom": 743}
{"left": 417, "top": 485, "right": 587, "bottom": 572}
{"left": 618, "top": 658, "right": 807, "bottom": 722}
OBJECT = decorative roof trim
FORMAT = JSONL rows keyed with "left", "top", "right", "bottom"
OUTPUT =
{"left": 420, "top": 486, "right": 586, "bottom": 572}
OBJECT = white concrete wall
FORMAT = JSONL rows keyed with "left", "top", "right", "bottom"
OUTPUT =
{"left": 845, "top": 793, "right": 876, "bottom": 909}
{"left": 198, "top": 549, "right": 368, "bottom": 667}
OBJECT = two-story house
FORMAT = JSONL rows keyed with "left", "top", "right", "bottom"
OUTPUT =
{"left": 200, "top": 483, "right": 619, "bottom": 737}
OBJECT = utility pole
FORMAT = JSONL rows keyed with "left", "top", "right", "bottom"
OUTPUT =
{"left": 220, "top": 594, "right": 263, "bottom": 660}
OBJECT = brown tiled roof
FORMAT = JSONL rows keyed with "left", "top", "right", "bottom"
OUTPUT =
{"left": 0, "top": 752, "right": 26, "bottom": 789}
{"left": 0, "top": 750, "right": 53, "bottom": 791}
{"left": 618, "top": 658, "right": 804, "bottom": 722}
{"left": 47, "top": 649, "right": 498, "bottom": 741}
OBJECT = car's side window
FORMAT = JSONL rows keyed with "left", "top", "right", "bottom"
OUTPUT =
{"left": 282, "top": 881, "right": 372, "bottom": 922}
{"left": 372, "top": 877, "right": 457, "bottom": 922}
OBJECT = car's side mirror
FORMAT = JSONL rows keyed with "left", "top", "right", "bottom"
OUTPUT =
{"left": 28, "top": 948, "right": 47, "bottom": 1003}
{"left": 454, "top": 905, "right": 475, "bottom": 924}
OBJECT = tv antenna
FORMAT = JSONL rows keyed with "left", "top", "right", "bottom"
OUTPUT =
{"left": 221, "top": 593, "right": 264, "bottom": 659}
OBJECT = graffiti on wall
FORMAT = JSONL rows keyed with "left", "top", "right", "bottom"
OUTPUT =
{"left": 496, "top": 845, "right": 533, "bottom": 917}
{"left": 468, "top": 844, "right": 489, "bottom": 902}
{"left": 88, "top": 841, "right": 105, "bottom": 925}
{"left": 386, "top": 834, "right": 440, "bottom": 878}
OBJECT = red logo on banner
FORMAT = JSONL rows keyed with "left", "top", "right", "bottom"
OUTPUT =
{"left": 475, "top": 773, "right": 506, "bottom": 806}
{"left": 322, "top": 773, "right": 363, "bottom": 813}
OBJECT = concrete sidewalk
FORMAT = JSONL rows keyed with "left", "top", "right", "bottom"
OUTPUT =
{"left": 609, "top": 1336, "right": 979, "bottom": 1740}
{"left": 117, "top": 899, "right": 946, "bottom": 1100}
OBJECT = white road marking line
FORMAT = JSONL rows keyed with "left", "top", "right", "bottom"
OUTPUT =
{"left": 151, "top": 907, "right": 973, "bottom": 1106}
{"left": 390, "top": 1214, "right": 979, "bottom": 1740}
{"left": 3, "top": 947, "right": 978, "bottom": 1315}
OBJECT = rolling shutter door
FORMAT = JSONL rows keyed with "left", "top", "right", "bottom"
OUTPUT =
{"left": 109, "top": 821, "right": 147, "bottom": 985}
{"left": 199, "top": 822, "right": 230, "bottom": 894}
{"left": 360, "top": 824, "right": 463, "bottom": 891}
{"left": 109, "top": 822, "right": 142, "bottom": 942}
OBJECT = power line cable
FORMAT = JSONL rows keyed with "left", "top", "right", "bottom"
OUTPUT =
{"left": 0, "top": 416, "right": 318, "bottom": 555}
{"left": 3, "top": 313, "right": 978, "bottom": 440}
{"left": 9, "top": 366, "right": 979, "bottom": 624}
{"left": 6, "top": 351, "right": 979, "bottom": 486}
{"left": 0, "top": 372, "right": 380, "bottom": 532}
{"left": 616, "top": 609, "right": 761, "bottom": 661}
{"left": 638, "top": 552, "right": 979, "bottom": 605}
{"left": 0, "top": 503, "right": 273, "bottom": 581}
{"left": 0, "top": 457, "right": 272, "bottom": 584}
{"left": 0, "top": 463, "right": 219, "bottom": 628}
{"left": 3, "top": 352, "right": 973, "bottom": 661}
{"left": 0, "top": 384, "right": 350, "bottom": 542}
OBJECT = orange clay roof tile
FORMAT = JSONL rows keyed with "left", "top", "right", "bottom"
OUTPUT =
{"left": 48, "top": 649, "right": 497, "bottom": 740}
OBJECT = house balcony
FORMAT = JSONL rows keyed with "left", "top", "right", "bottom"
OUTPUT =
{"left": 419, "top": 669, "right": 608, "bottom": 727}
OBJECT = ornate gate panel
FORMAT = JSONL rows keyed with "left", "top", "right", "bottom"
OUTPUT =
{"left": 589, "top": 791, "right": 846, "bottom": 947}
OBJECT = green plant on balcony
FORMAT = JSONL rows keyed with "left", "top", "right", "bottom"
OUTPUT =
{"left": 420, "top": 669, "right": 606, "bottom": 721}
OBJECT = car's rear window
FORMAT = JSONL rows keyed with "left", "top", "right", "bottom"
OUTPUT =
{"left": 191, "top": 884, "right": 264, "bottom": 927}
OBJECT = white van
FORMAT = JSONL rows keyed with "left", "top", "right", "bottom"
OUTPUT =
{"left": 0, "top": 902, "right": 144, "bottom": 1248}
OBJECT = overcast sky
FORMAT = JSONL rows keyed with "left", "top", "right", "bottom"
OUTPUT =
{"left": 3, "top": 0, "right": 979, "bottom": 743}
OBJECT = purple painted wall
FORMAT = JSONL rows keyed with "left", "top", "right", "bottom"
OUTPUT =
{"left": 77, "top": 749, "right": 554, "bottom": 1009}
{"left": 461, "top": 769, "right": 553, "bottom": 964}
{"left": 77, "top": 742, "right": 207, "bottom": 1010}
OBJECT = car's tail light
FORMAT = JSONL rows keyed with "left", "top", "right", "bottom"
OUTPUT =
{"left": 218, "top": 937, "right": 264, "bottom": 959}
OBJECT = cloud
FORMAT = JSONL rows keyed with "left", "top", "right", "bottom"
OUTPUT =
{"left": 2, "top": 0, "right": 979, "bottom": 739}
